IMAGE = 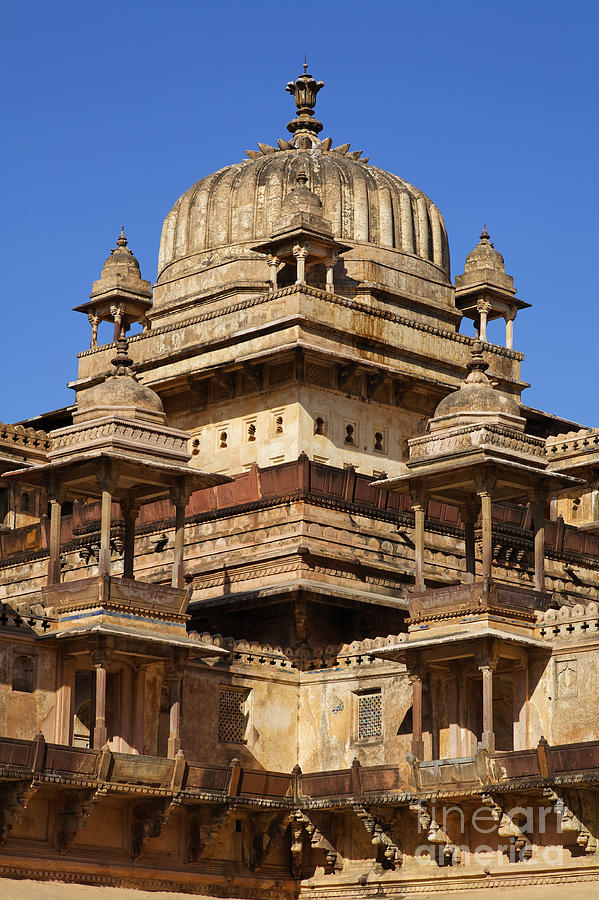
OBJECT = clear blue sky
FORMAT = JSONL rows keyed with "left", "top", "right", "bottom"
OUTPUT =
{"left": 1, "top": 1, "right": 597, "bottom": 426}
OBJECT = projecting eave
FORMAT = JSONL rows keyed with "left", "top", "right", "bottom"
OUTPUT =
{"left": 373, "top": 626, "right": 551, "bottom": 661}
{"left": 372, "top": 454, "right": 583, "bottom": 506}
{"left": 2, "top": 450, "right": 231, "bottom": 504}
{"left": 38, "top": 622, "right": 229, "bottom": 657}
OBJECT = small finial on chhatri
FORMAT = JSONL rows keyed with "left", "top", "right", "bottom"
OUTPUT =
{"left": 479, "top": 224, "right": 491, "bottom": 243}
{"left": 117, "top": 225, "right": 127, "bottom": 248}
{"left": 110, "top": 338, "right": 134, "bottom": 377}
{"left": 467, "top": 340, "right": 490, "bottom": 375}
{"left": 303, "top": 54, "right": 308, "bottom": 74}
{"left": 296, "top": 171, "right": 309, "bottom": 187}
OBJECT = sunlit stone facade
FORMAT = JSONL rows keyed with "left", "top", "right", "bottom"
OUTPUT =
{"left": 0, "top": 67, "right": 598, "bottom": 899}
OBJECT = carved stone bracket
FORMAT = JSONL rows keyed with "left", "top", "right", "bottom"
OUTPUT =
{"left": 543, "top": 788, "right": 597, "bottom": 854}
{"left": 353, "top": 804, "right": 401, "bottom": 868}
{"left": 408, "top": 800, "right": 459, "bottom": 866}
{"left": 289, "top": 808, "right": 340, "bottom": 879}
{"left": 131, "top": 796, "right": 183, "bottom": 859}
{"left": 58, "top": 788, "right": 98, "bottom": 852}
{"left": 186, "top": 804, "right": 232, "bottom": 863}
{"left": 485, "top": 793, "right": 533, "bottom": 861}
{"left": 0, "top": 779, "right": 40, "bottom": 843}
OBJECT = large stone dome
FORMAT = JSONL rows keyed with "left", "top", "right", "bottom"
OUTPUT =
{"left": 154, "top": 68, "right": 452, "bottom": 318}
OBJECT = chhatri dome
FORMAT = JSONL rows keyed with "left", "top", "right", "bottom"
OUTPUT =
{"left": 155, "top": 65, "right": 451, "bottom": 317}
{"left": 431, "top": 340, "right": 523, "bottom": 429}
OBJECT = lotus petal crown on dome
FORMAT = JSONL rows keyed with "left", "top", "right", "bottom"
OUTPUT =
{"left": 156, "top": 66, "right": 451, "bottom": 304}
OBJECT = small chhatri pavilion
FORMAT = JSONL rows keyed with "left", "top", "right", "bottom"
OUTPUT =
{"left": 374, "top": 343, "right": 581, "bottom": 757}
{"left": 4, "top": 340, "right": 230, "bottom": 755}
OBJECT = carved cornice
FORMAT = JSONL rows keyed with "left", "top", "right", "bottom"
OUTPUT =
{"left": 409, "top": 423, "right": 546, "bottom": 461}
{"left": 77, "top": 283, "right": 524, "bottom": 364}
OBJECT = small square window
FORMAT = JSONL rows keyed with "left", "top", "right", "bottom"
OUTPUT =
{"left": 356, "top": 689, "right": 382, "bottom": 741}
{"left": 243, "top": 417, "right": 257, "bottom": 443}
{"left": 218, "top": 688, "right": 247, "bottom": 743}
{"left": 271, "top": 409, "right": 286, "bottom": 437}
{"left": 216, "top": 424, "right": 230, "bottom": 450}
{"left": 344, "top": 422, "right": 357, "bottom": 445}
{"left": 314, "top": 415, "right": 327, "bottom": 436}
{"left": 374, "top": 428, "right": 387, "bottom": 453}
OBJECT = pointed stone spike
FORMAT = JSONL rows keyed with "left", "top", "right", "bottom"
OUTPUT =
{"left": 359, "top": 157, "right": 370, "bottom": 164}
{"left": 316, "top": 136, "right": 333, "bottom": 150}
{"left": 277, "top": 138, "right": 292, "bottom": 150}
{"left": 258, "top": 143, "right": 276, "bottom": 155}
{"left": 348, "top": 150, "right": 363, "bottom": 160}
{"left": 333, "top": 143, "right": 351, "bottom": 155}
{"left": 245, "top": 150, "right": 261, "bottom": 159}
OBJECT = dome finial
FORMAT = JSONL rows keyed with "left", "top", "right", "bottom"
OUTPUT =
{"left": 117, "top": 225, "right": 127, "bottom": 248}
{"left": 466, "top": 340, "right": 490, "bottom": 377}
{"left": 479, "top": 224, "right": 491, "bottom": 244}
{"left": 110, "top": 337, "right": 135, "bottom": 377}
{"left": 286, "top": 63, "right": 324, "bottom": 142}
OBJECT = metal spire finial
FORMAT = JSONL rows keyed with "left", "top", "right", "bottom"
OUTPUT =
{"left": 116, "top": 225, "right": 127, "bottom": 248}
{"left": 286, "top": 63, "right": 325, "bottom": 143}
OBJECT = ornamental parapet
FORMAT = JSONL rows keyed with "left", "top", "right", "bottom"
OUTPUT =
{"left": 406, "top": 578, "right": 552, "bottom": 624}
{"left": 47, "top": 416, "right": 190, "bottom": 466}
{"left": 546, "top": 427, "right": 599, "bottom": 474}
{"left": 0, "top": 422, "right": 50, "bottom": 465}
{"left": 408, "top": 423, "right": 546, "bottom": 463}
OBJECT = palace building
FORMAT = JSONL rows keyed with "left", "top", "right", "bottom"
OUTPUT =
{"left": 1, "top": 67, "right": 599, "bottom": 899}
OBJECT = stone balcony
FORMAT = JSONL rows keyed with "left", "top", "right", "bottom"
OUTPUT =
{"left": 407, "top": 578, "right": 553, "bottom": 626}
{"left": 41, "top": 574, "right": 193, "bottom": 646}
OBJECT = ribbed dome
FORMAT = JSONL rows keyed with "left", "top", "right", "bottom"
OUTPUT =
{"left": 158, "top": 150, "right": 449, "bottom": 279}
{"left": 155, "top": 69, "right": 451, "bottom": 314}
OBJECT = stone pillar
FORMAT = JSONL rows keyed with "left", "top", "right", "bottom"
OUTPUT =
{"left": 122, "top": 504, "right": 139, "bottom": 580}
{"left": 172, "top": 503, "right": 186, "bottom": 589}
{"left": 88, "top": 313, "right": 100, "bottom": 349}
{"left": 167, "top": 673, "right": 182, "bottom": 758}
{"left": 448, "top": 671, "right": 460, "bottom": 758}
{"left": 411, "top": 493, "right": 427, "bottom": 592}
{"left": 47, "top": 498, "right": 63, "bottom": 586}
{"left": 512, "top": 663, "right": 528, "bottom": 751}
{"left": 592, "top": 486, "right": 599, "bottom": 523}
{"left": 531, "top": 492, "right": 546, "bottom": 592}
{"left": 410, "top": 673, "right": 425, "bottom": 759}
{"left": 324, "top": 253, "right": 337, "bottom": 293}
{"left": 133, "top": 665, "right": 146, "bottom": 755}
{"left": 267, "top": 254, "right": 279, "bottom": 291}
{"left": 478, "top": 660, "right": 497, "bottom": 752}
{"left": 505, "top": 312, "right": 516, "bottom": 350}
{"left": 477, "top": 489, "right": 493, "bottom": 580}
{"left": 93, "top": 654, "right": 109, "bottom": 749}
{"left": 460, "top": 502, "right": 477, "bottom": 582}
{"left": 170, "top": 479, "right": 191, "bottom": 590}
{"left": 56, "top": 655, "right": 75, "bottom": 745}
{"left": 111, "top": 304, "right": 123, "bottom": 342}
{"left": 99, "top": 490, "right": 113, "bottom": 577}
{"left": 293, "top": 243, "right": 309, "bottom": 285}
{"left": 97, "top": 464, "right": 117, "bottom": 578}
{"left": 477, "top": 299, "right": 490, "bottom": 342}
